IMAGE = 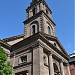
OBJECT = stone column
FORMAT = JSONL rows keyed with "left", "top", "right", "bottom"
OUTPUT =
{"left": 49, "top": 53, "right": 54, "bottom": 75}
{"left": 13, "top": 53, "right": 15, "bottom": 67}
{"left": 37, "top": 4, "right": 39, "bottom": 13}
{"left": 60, "top": 60, "right": 65, "bottom": 75}
{"left": 40, "top": 3, "right": 43, "bottom": 10}
{"left": 33, "top": 46, "right": 44, "bottom": 75}
{"left": 67, "top": 63, "right": 71, "bottom": 75}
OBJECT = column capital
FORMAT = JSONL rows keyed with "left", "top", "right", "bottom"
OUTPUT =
{"left": 66, "top": 63, "right": 70, "bottom": 66}
{"left": 48, "top": 51, "right": 52, "bottom": 56}
{"left": 59, "top": 59, "right": 63, "bottom": 63}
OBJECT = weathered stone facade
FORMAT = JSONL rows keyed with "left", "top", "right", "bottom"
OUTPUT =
{"left": 0, "top": 0, "right": 71, "bottom": 75}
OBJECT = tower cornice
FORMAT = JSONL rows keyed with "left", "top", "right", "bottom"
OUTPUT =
{"left": 26, "top": 0, "right": 52, "bottom": 14}
{"left": 23, "top": 10, "right": 55, "bottom": 26}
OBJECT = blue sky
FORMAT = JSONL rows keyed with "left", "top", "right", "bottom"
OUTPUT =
{"left": 0, "top": 0, "right": 74, "bottom": 54}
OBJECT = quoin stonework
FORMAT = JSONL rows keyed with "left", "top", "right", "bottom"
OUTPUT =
{"left": 0, "top": 0, "right": 71, "bottom": 75}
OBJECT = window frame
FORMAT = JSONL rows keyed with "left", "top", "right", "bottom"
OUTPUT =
{"left": 31, "top": 24, "right": 38, "bottom": 35}
{"left": 32, "top": 25, "right": 35, "bottom": 35}
{"left": 43, "top": 55, "right": 47, "bottom": 64}
{"left": 48, "top": 26, "right": 51, "bottom": 34}
{"left": 19, "top": 55, "right": 27, "bottom": 64}
{"left": 46, "top": 9, "right": 48, "bottom": 14}
{"left": 33, "top": 8, "right": 36, "bottom": 16}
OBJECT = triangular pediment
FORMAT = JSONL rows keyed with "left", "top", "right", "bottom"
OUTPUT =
{"left": 6, "top": 32, "right": 69, "bottom": 60}
{"left": 43, "top": 34, "right": 68, "bottom": 56}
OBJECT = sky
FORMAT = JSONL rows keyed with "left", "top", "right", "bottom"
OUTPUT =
{"left": 0, "top": 0, "right": 74, "bottom": 54}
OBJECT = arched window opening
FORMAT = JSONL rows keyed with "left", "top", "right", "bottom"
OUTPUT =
{"left": 46, "top": 9, "right": 48, "bottom": 14}
{"left": 32, "top": 25, "right": 35, "bottom": 35}
{"left": 33, "top": 8, "right": 36, "bottom": 16}
{"left": 48, "top": 26, "right": 51, "bottom": 34}
{"left": 30, "top": 21, "right": 39, "bottom": 36}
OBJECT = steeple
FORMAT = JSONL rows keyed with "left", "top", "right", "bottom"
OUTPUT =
{"left": 24, "top": 0, "right": 56, "bottom": 38}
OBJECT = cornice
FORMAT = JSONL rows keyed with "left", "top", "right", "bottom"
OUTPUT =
{"left": 43, "top": 33, "right": 69, "bottom": 57}
{"left": 23, "top": 10, "right": 55, "bottom": 26}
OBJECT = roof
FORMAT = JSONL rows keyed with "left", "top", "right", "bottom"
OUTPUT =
{"left": 69, "top": 53, "right": 75, "bottom": 58}
{"left": 2, "top": 34, "right": 24, "bottom": 42}
{"left": 0, "top": 34, "right": 24, "bottom": 49}
{"left": 0, "top": 39, "right": 11, "bottom": 49}
{"left": 69, "top": 53, "right": 75, "bottom": 63}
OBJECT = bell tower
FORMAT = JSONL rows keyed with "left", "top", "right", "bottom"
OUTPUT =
{"left": 8, "top": 1, "right": 70, "bottom": 75}
{"left": 23, "top": 0, "right": 56, "bottom": 38}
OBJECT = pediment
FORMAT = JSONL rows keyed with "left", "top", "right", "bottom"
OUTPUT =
{"left": 44, "top": 34, "right": 68, "bottom": 56}
{"left": 7, "top": 32, "right": 68, "bottom": 57}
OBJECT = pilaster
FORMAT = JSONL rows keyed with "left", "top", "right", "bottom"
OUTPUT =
{"left": 49, "top": 52, "right": 54, "bottom": 75}
{"left": 33, "top": 46, "right": 44, "bottom": 75}
{"left": 40, "top": 2, "right": 43, "bottom": 10}
{"left": 60, "top": 60, "right": 65, "bottom": 75}
{"left": 67, "top": 63, "right": 71, "bottom": 75}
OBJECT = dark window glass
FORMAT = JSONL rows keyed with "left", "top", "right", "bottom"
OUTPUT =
{"left": 32, "top": 25, "right": 35, "bottom": 35}
{"left": 20, "top": 56, "right": 27, "bottom": 63}
{"left": 43, "top": 56, "right": 46, "bottom": 64}
{"left": 48, "top": 26, "right": 51, "bottom": 34}
{"left": 15, "top": 72, "right": 28, "bottom": 75}
{"left": 46, "top": 9, "right": 48, "bottom": 14}
{"left": 33, "top": 8, "right": 36, "bottom": 16}
{"left": 54, "top": 43, "right": 56, "bottom": 47}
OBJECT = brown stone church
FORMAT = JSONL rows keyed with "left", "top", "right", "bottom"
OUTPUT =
{"left": 0, "top": 0, "right": 71, "bottom": 75}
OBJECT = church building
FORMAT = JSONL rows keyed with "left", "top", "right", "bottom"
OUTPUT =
{"left": 0, "top": 0, "right": 71, "bottom": 75}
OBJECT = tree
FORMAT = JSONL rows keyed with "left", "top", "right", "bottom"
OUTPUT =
{"left": 0, "top": 47, "right": 12, "bottom": 75}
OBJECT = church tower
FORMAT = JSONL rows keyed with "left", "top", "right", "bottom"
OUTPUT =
{"left": 7, "top": 0, "right": 71, "bottom": 75}
{"left": 23, "top": 0, "right": 56, "bottom": 38}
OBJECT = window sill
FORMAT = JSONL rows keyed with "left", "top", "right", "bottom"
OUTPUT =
{"left": 18, "top": 61, "right": 27, "bottom": 65}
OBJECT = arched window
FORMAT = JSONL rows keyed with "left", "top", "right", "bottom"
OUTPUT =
{"left": 33, "top": 8, "right": 36, "bottom": 16}
{"left": 30, "top": 21, "right": 39, "bottom": 36}
{"left": 48, "top": 26, "right": 51, "bottom": 34}
{"left": 32, "top": 25, "right": 35, "bottom": 35}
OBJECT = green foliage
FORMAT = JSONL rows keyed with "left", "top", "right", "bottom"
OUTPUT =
{"left": 0, "top": 47, "right": 12, "bottom": 75}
